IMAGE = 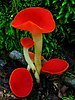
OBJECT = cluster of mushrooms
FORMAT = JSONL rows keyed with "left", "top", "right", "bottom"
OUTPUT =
{"left": 9, "top": 7, "right": 69, "bottom": 98}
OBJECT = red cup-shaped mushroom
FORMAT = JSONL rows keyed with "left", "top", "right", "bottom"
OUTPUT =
{"left": 28, "top": 52, "right": 44, "bottom": 62}
{"left": 20, "top": 37, "right": 34, "bottom": 48}
{"left": 9, "top": 68, "right": 33, "bottom": 97}
{"left": 20, "top": 37, "right": 34, "bottom": 67}
{"left": 41, "top": 58, "right": 69, "bottom": 75}
{"left": 12, "top": 7, "right": 55, "bottom": 34}
{"left": 12, "top": 7, "right": 56, "bottom": 75}
{"left": 20, "top": 37, "right": 40, "bottom": 83}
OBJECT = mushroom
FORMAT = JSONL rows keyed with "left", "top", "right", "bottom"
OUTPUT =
{"left": 20, "top": 37, "right": 40, "bottom": 83}
{"left": 41, "top": 58, "right": 69, "bottom": 75}
{"left": 28, "top": 51, "right": 44, "bottom": 62}
{"left": 9, "top": 68, "right": 33, "bottom": 98}
{"left": 27, "top": 51, "right": 44, "bottom": 72}
{"left": 27, "top": 51, "right": 44, "bottom": 71}
{"left": 12, "top": 7, "right": 56, "bottom": 75}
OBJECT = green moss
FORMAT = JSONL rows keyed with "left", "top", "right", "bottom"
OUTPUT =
{"left": 0, "top": 0, "right": 75, "bottom": 58}
{"left": 62, "top": 95, "right": 75, "bottom": 100}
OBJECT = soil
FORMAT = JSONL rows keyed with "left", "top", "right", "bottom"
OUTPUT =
{"left": 0, "top": 47, "right": 75, "bottom": 100}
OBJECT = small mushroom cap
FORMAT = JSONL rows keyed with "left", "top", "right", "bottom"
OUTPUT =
{"left": 9, "top": 68, "right": 33, "bottom": 97}
{"left": 12, "top": 7, "right": 56, "bottom": 35}
{"left": 20, "top": 37, "right": 34, "bottom": 48}
{"left": 41, "top": 58, "right": 69, "bottom": 75}
{"left": 29, "top": 52, "right": 44, "bottom": 62}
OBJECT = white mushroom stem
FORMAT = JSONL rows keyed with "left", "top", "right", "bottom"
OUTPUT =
{"left": 32, "top": 33, "right": 42, "bottom": 75}
{"left": 27, "top": 65, "right": 31, "bottom": 71}
{"left": 23, "top": 47, "right": 40, "bottom": 83}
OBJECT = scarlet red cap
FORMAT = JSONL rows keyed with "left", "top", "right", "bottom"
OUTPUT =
{"left": 9, "top": 68, "right": 33, "bottom": 97}
{"left": 41, "top": 58, "right": 69, "bottom": 75}
{"left": 12, "top": 7, "right": 56, "bottom": 35}
{"left": 20, "top": 37, "right": 34, "bottom": 48}
{"left": 28, "top": 52, "right": 44, "bottom": 62}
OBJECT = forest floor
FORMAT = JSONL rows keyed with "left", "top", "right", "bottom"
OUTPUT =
{"left": 0, "top": 46, "right": 75, "bottom": 100}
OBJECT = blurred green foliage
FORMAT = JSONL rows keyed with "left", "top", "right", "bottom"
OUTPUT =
{"left": 0, "top": 0, "right": 75, "bottom": 58}
{"left": 62, "top": 95, "right": 75, "bottom": 100}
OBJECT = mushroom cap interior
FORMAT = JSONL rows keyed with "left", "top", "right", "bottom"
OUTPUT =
{"left": 12, "top": 7, "right": 56, "bottom": 35}
{"left": 20, "top": 37, "right": 34, "bottom": 48}
{"left": 41, "top": 58, "right": 69, "bottom": 74}
{"left": 9, "top": 68, "right": 33, "bottom": 97}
